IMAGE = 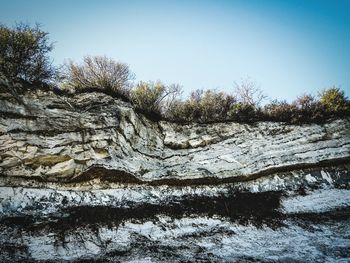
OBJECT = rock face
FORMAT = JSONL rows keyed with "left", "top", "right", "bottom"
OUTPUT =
{"left": 0, "top": 90, "right": 350, "bottom": 262}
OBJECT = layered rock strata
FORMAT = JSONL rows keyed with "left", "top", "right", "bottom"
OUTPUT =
{"left": 0, "top": 91, "right": 349, "bottom": 262}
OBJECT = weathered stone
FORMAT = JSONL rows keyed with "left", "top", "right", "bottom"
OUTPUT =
{"left": 0, "top": 90, "right": 349, "bottom": 262}
{"left": 1, "top": 91, "right": 349, "bottom": 184}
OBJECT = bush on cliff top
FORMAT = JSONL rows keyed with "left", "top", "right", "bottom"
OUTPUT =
{"left": 0, "top": 22, "right": 348, "bottom": 124}
{"left": 130, "top": 81, "right": 182, "bottom": 121}
{"left": 165, "top": 89, "right": 236, "bottom": 123}
{"left": 62, "top": 55, "right": 134, "bottom": 100}
{"left": 0, "top": 23, "right": 57, "bottom": 88}
{"left": 164, "top": 86, "right": 349, "bottom": 124}
{"left": 319, "top": 87, "right": 350, "bottom": 115}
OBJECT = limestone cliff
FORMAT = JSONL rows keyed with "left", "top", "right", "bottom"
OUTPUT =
{"left": 0, "top": 90, "right": 349, "bottom": 262}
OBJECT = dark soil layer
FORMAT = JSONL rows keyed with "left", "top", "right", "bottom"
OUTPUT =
{"left": 1, "top": 190, "right": 350, "bottom": 262}
{"left": 1, "top": 191, "right": 283, "bottom": 231}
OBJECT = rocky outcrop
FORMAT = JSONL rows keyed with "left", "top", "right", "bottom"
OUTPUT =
{"left": 0, "top": 90, "right": 349, "bottom": 262}
{"left": 1, "top": 90, "right": 349, "bottom": 184}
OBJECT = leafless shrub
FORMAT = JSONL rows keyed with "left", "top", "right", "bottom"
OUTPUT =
{"left": 63, "top": 55, "right": 134, "bottom": 98}
{"left": 233, "top": 78, "right": 267, "bottom": 107}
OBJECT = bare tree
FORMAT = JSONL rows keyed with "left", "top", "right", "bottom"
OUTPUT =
{"left": 161, "top": 83, "right": 183, "bottom": 113}
{"left": 233, "top": 78, "right": 267, "bottom": 107}
{"left": 293, "top": 94, "right": 316, "bottom": 110}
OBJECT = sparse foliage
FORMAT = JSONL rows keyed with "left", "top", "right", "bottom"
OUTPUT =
{"left": 228, "top": 102, "right": 258, "bottom": 122}
{"left": 159, "top": 83, "right": 183, "bottom": 114}
{"left": 200, "top": 90, "right": 235, "bottom": 122}
{"left": 166, "top": 89, "right": 236, "bottom": 123}
{"left": 63, "top": 55, "right": 134, "bottom": 98}
{"left": 1, "top": 23, "right": 348, "bottom": 124}
{"left": 130, "top": 81, "right": 182, "bottom": 120}
{"left": 292, "top": 94, "right": 325, "bottom": 123}
{"left": 233, "top": 78, "right": 267, "bottom": 108}
{"left": 294, "top": 94, "right": 316, "bottom": 110}
{"left": 0, "top": 23, "right": 57, "bottom": 86}
{"left": 264, "top": 100, "right": 297, "bottom": 122}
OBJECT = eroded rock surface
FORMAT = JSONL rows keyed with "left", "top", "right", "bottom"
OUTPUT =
{"left": 0, "top": 90, "right": 350, "bottom": 262}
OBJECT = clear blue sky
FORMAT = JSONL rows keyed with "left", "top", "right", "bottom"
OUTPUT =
{"left": 1, "top": 0, "right": 350, "bottom": 101}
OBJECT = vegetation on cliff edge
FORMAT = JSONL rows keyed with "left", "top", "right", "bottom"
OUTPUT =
{"left": 0, "top": 23, "right": 349, "bottom": 124}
